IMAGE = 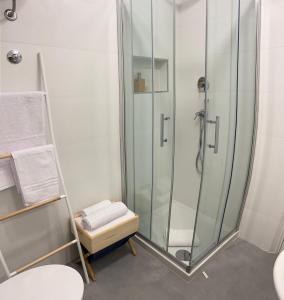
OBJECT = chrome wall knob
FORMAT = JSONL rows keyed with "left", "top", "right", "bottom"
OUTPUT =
{"left": 7, "top": 49, "right": 22, "bottom": 64}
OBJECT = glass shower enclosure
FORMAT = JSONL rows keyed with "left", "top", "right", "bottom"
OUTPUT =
{"left": 117, "top": 0, "right": 258, "bottom": 272}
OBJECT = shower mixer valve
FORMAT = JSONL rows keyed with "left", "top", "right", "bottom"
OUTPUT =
{"left": 194, "top": 110, "right": 205, "bottom": 120}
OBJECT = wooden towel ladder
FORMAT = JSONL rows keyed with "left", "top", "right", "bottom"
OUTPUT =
{"left": 0, "top": 52, "right": 90, "bottom": 284}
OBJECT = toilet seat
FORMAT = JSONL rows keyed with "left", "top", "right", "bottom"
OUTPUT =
{"left": 0, "top": 264, "right": 84, "bottom": 300}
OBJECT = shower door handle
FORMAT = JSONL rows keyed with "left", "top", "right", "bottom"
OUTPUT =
{"left": 207, "top": 116, "right": 220, "bottom": 154}
{"left": 160, "top": 113, "right": 170, "bottom": 147}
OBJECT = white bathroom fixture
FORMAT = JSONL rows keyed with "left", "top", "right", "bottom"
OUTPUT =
{"left": 274, "top": 250, "right": 284, "bottom": 300}
{"left": 0, "top": 265, "right": 84, "bottom": 300}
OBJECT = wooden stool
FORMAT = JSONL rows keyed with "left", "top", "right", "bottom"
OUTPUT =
{"left": 73, "top": 211, "right": 139, "bottom": 281}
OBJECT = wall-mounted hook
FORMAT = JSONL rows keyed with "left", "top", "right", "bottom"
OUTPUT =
{"left": 4, "top": 0, "right": 17, "bottom": 21}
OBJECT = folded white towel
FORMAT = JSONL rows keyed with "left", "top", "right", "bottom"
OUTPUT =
{"left": 81, "top": 200, "right": 112, "bottom": 217}
{"left": 0, "top": 92, "right": 47, "bottom": 191}
{"left": 11, "top": 144, "right": 60, "bottom": 206}
{"left": 168, "top": 229, "right": 200, "bottom": 247}
{"left": 82, "top": 202, "right": 128, "bottom": 231}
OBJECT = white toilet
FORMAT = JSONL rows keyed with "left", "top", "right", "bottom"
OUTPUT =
{"left": 274, "top": 250, "right": 284, "bottom": 300}
{"left": 0, "top": 265, "right": 84, "bottom": 300}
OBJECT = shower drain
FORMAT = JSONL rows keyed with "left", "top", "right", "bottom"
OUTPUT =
{"left": 175, "top": 249, "right": 191, "bottom": 261}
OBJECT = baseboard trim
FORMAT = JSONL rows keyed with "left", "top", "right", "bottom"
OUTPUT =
{"left": 134, "top": 231, "right": 239, "bottom": 280}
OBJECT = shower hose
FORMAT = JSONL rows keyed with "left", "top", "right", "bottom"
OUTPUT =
{"left": 195, "top": 110, "right": 205, "bottom": 175}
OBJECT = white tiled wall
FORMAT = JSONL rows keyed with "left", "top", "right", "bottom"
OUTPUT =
{"left": 240, "top": 0, "right": 284, "bottom": 253}
{"left": 172, "top": 0, "right": 206, "bottom": 210}
{"left": 0, "top": 0, "right": 121, "bottom": 280}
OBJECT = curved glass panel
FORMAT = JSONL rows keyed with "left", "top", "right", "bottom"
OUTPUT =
{"left": 220, "top": 0, "right": 257, "bottom": 240}
{"left": 191, "top": 0, "right": 240, "bottom": 264}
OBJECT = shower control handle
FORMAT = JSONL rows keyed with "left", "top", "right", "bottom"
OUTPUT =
{"left": 207, "top": 116, "right": 220, "bottom": 154}
{"left": 160, "top": 114, "right": 170, "bottom": 147}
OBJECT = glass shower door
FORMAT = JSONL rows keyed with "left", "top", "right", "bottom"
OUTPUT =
{"left": 122, "top": 0, "right": 174, "bottom": 245}
{"left": 151, "top": 0, "right": 175, "bottom": 249}
{"left": 131, "top": 0, "right": 154, "bottom": 239}
{"left": 191, "top": 0, "right": 240, "bottom": 264}
{"left": 219, "top": 0, "right": 258, "bottom": 240}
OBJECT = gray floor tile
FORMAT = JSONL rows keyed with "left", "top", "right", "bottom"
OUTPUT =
{"left": 78, "top": 239, "right": 278, "bottom": 300}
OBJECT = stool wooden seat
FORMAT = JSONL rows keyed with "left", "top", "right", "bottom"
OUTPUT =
{"left": 73, "top": 210, "right": 139, "bottom": 281}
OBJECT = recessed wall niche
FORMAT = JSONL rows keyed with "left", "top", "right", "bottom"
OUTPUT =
{"left": 133, "top": 56, "right": 168, "bottom": 93}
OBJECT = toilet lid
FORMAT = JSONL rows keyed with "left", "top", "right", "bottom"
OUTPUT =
{"left": 0, "top": 264, "right": 84, "bottom": 300}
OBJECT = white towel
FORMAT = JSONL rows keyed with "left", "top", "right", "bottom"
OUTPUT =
{"left": 168, "top": 229, "right": 200, "bottom": 247}
{"left": 0, "top": 92, "right": 47, "bottom": 191}
{"left": 82, "top": 202, "right": 128, "bottom": 231}
{"left": 81, "top": 200, "right": 112, "bottom": 217}
{"left": 11, "top": 144, "right": 60, "bottom": 206}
